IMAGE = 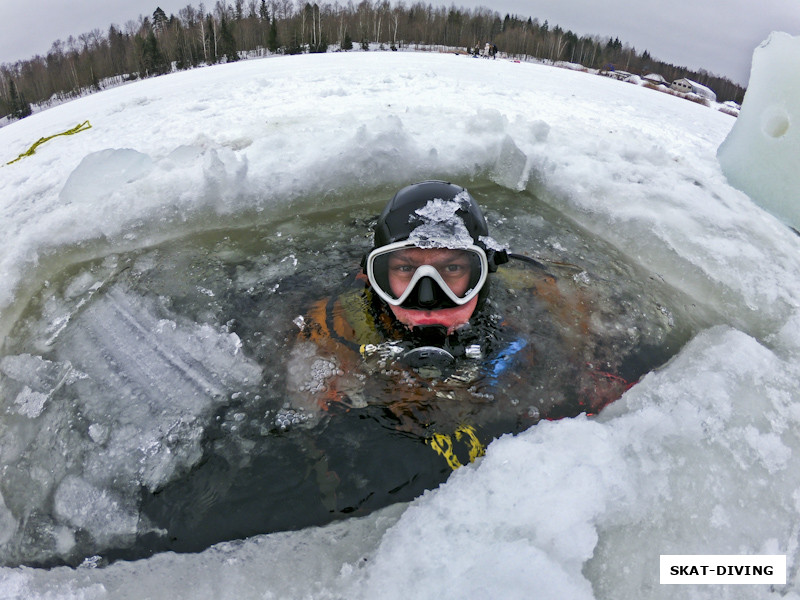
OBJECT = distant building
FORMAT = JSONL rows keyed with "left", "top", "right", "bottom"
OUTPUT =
{"left": 643, "top": 73, "right": 668, "bottom": 86}
{"left": 670, "top": 78, "right": 717, "bottom": 102}
{"left": 601, "top": 69, "right": 632, "bottom": 81}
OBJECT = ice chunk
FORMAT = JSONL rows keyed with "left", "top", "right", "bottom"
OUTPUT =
{"left": 59, "top": 285, "right": 262, "bottom": 414}
{"left": 53, "top": 476, "right": 138, "bottom": 544}
{"left": 11, "top": 387, "right": 48, "bottom": 418}
{"left": 413, "top": 195, "right": 467, "bottom": 221}
{"left": 55, "top": 284, "right": 263, "bottom": 490}
{"left": 478, "top": 235, "right": 505, "bottom": 251}
{"left": 768, "top": 311, "right": 800, "bottom": 356}
{"left": 0, "top": 354, "right": 72, "bottom": 394}
{"left": 0, "top": 281, "right": 269, "bottom": 564}
{"left": 87, "top": 423, "right": 110, "bottom": 445}
{"left": 491, "top": 135, "right": 529, "bottom": 191}
{"left": 0, "top": 354, "right": 75, "bottom": 417}
{"left": 585, "top": 325, "right": 800, "bottom": 598}
{"left": 718, "top": 32, "right": 800, "bottom": 230}
{"left": 59, "top": 149, "right": 155, "bottom": 206}
{"left": 407, "top": 193, "right": 475, "bottom": 249}
{"left": 0, "top": 492, "right": 16, "bottom": 546}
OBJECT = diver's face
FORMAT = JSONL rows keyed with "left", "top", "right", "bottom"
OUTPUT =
{"left": 386, "top": 248, "right": 477, "bottom": 332}
{"left": 389, "top": 298, "right": 478, "bottom": 332}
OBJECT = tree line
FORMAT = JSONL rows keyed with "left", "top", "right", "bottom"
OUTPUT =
{"left": 0, "top": 1, "right": 746, "bottom": 121}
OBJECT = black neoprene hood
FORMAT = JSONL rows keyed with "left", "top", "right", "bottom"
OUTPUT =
{"left": 373, "top": 180, "right": 490, "bottom": 248}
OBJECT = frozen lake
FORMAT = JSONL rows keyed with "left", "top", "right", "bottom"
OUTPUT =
{"left": 1, "top": 38, "right": 800, "bottom": 599}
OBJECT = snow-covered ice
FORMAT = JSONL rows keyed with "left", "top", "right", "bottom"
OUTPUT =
{"left": 1, "top": 35, "right": 800, "bottom": 598}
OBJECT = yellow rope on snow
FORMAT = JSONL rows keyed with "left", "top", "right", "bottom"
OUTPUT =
{"left": 6, "top": 120, "right": 92, "bottom": 165}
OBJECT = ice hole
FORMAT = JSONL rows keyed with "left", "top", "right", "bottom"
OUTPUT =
{"left": 0, "top": 182, "right": 698, "bottom": 567}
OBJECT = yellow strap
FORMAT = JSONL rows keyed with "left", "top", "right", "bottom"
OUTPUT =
{"left": 455, "top": 425, "right": 485, "bottom": 464}
{"left": 6, "top": 120, "right": 92, "bottom": 165}
{"left": 428, "top": 425, "right": 485, "bottom": 471}
{"left": 430, "top": 432, "right": 462, "bottom": 470}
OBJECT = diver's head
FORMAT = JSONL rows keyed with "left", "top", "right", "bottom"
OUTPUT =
{"left": 363, "top": 181, "right": 507, "bottom": 332}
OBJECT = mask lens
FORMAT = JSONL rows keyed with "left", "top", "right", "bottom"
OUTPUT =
{"left": 368, "top": 244, "right": 487, "bottom": 307}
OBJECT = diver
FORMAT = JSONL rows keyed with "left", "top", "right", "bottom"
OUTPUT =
{"left": 286, "top": 180, "right": 631, "bottom": 467}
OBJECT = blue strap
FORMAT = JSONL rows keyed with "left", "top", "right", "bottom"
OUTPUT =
{"left": 486, "top": 337, "right": 528, "bottom": 378}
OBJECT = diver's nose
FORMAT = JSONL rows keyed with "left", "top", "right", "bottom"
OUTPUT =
{"left": 417, "top": 277, "right": 437, "bottom": 307}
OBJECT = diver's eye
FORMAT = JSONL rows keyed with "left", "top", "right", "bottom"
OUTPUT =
{"left": 393, "top": 265, "right": 416, "bottom": 274}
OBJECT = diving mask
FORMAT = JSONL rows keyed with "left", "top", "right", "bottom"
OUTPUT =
{"left": 365, "top": 241, "right": 489, "bottom": 310}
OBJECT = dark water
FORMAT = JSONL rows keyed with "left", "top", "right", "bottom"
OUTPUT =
{"left": 0, "top": 181, "right": 707, "bottom": 566}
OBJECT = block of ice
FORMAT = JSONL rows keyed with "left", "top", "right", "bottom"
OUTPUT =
{"left": 0, "top": 354, "right": 72, "bottom": 394}
{"left": 53, "top": 476, "right": 138, "bottom": 545}
{"left": 718, "top": 32, "right": 800, "bottom": 230}
{"left": 10, "top": 387, "right": 48, "bottom": 419}
{"left": 0, "top": 493, "right": 16, "bottom": 546}
{"left": 491, "top": 135, "right": 529, "bottom": 191}
{"left": 59, "top": 149, "right": 155, "bottom": 206}
{"left": 56, "top": 284, "right": 263, "bottom": 491}
{"left": 0, "top": 279, "right": 269, "bottom": 565}
{"left": 0, "top": 354, "right": 75, "bottom": 418}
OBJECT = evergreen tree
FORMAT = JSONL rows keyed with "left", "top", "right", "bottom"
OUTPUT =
{"left": 8, "top": 80, "right": 21, "bottom": 117}
{"left": 9, "top": 80, "right": 32, "bottom": 119}
{"left": 90, "top": 66, "right": 101, "bottom": 91}
{"left": 219, "top": 17, "right": 239, "bottom": 61}
{"left": 286, "top": 30, "right": 303, "bottom": 54}
{"left": 268, "top": 19, "right": 279, "bottom": 53}
{"left": 342, "top": 32, "right": 353, "bottom": 51}
{"left": 205, "top": 14, "right": 218, "bottom": 63}
{"left": 310, "top": 37, "right": 328, "bottom": 53}
{"left": 140, "top": 30, "right": 169, "bottom": 75}
{"left": 153, "top": 7, "right": 169, "bottom": 34}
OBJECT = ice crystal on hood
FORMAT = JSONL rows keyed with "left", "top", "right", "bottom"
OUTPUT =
{"left": 478, "top": 235, "right": 505, "bottom": 251}
{"left": 407, "top": 194, "right": 474, "bottom": 249}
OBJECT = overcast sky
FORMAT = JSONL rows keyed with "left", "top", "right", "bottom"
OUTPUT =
{"left": 2, "top": 0, "right": 799, "bottom": 85}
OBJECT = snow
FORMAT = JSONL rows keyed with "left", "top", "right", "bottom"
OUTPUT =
{"left": 1, "top": 38, "right": 800, "bottom": 598}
